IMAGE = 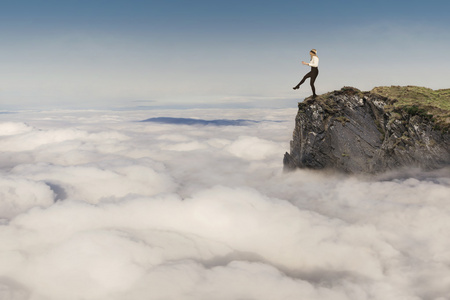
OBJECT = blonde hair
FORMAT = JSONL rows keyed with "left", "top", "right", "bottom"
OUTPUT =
{"left": 310, "top": 49, "right": 317, "bottom": 56}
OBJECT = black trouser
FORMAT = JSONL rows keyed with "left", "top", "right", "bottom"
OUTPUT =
{"left": 297, "top": 67, "right": 319, "bottom": 96}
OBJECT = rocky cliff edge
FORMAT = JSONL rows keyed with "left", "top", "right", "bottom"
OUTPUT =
{"left": 284, "top": 86, "right": 450, "bottom": 173}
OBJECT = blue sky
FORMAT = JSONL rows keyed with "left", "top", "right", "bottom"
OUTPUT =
{"left": 1, "top": 0, "right": 449, "bottom": 109}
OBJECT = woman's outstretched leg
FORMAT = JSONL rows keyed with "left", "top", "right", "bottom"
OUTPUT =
{"left": 293, "top": 71, "right": 312, "bottom": 90}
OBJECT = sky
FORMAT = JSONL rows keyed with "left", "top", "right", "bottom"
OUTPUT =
{"left": 0, "top": 0, "right": 450, "bottom": 109}
{"left": 1, "top": 108, "right": 450, "bottom": 299}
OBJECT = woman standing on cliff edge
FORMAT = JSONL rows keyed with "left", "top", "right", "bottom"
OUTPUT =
{"left": 293, "top": 49, "right": 319, "bottom": 98}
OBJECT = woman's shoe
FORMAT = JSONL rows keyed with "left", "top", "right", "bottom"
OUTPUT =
{"left": 293, "top": 85, "right": 299, "bottom": 90}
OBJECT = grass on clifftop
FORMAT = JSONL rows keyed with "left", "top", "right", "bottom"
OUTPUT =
{"left": 371, "top": 86, "right": 450, "bottom": 128}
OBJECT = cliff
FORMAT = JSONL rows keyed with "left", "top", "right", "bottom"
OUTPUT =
{"left": 284, "top": 86, "right": 450, "bottom": 173}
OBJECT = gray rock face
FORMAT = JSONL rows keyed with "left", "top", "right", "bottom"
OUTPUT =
{"left": 284, "top": 87, "right": 450, "bottom": 173}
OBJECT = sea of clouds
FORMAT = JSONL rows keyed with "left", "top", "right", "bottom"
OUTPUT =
{"left": 0, "top": 108, "right": 449, "bottom": 300}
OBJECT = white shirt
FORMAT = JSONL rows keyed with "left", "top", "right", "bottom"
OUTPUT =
{"left": 308, "top": 56, "right": 319, "bottom": 67}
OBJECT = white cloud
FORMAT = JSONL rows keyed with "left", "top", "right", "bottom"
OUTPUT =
{"left": 225, "top": 136, "right": 283, "bottom": 160}
{"left": 0, "top": 109, "right": 449, "bottom": 300}
{"left": 0, "top": 176, "right": 54, "bottom": 219}
{"left": 0, "top": 122, "right": 34, "bottom": 137}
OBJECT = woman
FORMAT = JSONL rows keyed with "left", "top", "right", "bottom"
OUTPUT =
{"left": 293, "top": 49, "right": 319, "bottom": 97}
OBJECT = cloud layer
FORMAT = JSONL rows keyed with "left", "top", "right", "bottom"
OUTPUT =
{"left": 1, "top": 108, "right": 449, "bottom": 300}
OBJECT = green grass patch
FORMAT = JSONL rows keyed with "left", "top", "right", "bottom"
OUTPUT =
{"left": 335, "top": 116, "right": 350, "bottom": 125}
{"left": 371, "top": 85, "right": 450, "bottom": 129}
